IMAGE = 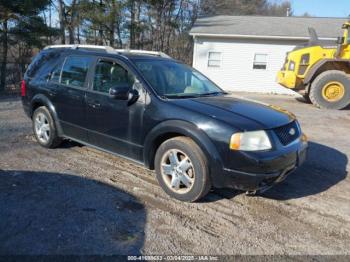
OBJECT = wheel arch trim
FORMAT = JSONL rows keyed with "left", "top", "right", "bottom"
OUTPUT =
{"left": 143, "top": 120, "right": 223, "bottom": 175}
{"left": 30, "top": 94, "right": 63, "bottom": 136}
{"left": 304, "top": 59, "right": 350, "bottom": 84}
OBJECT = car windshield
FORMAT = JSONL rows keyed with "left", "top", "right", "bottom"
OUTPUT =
{"left": 134, "top": 59, "right": 225, "bottom": 98}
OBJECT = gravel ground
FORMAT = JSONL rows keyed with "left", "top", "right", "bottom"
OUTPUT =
{"left": 0, "top": 93, "right": 349, "bottom": 255}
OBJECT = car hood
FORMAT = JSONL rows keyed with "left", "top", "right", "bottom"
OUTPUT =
{"left": 169, "top": 95, "right": 295, "bottom": 131}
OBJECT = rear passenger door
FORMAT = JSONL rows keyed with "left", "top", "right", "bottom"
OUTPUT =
{"left": 54, "top": 55, "right": 93, "bottom": 141}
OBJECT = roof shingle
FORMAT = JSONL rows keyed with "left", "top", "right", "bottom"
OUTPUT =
{"left": 190, "top": 16, "right": 346, "bottom": 39}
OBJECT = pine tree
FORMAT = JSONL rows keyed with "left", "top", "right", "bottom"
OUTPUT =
{"left": 0, "top": 0, "right": 55, "bottom": 91}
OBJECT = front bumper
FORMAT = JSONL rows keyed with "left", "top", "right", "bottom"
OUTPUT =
{"left": 219, "top": 140, "right": 308, "bottom": 192}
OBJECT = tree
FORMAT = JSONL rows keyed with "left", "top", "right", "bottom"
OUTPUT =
{"left": 302, "top": 12, "right": 312, "bottom": 17}
{"left": 78, "top": 0, "right": 124, "bottom": 47}
{"left": 57, "top": 0, "right": 66, "bottom": 43}
{"left": 199, "top": 0, "right": 292, "bottom": 17}
{"left": 0, "top": 0, "right": 54, "bottom": 91}
{"left": 55, "top": 0, "right": 80, "bottom": 44}
{"left": 264, "top": 1, "right": 293, "bottom": 16}
{"left": 200, "top": 0, "right": 268, "bottom": 16}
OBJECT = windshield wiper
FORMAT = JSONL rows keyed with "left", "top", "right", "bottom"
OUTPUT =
{"left": 196, "top": 91, "right": 226, "bottom": 97}
{"left": 164, "top": 94, "right": 201, "bottom": 99}
{"left": 164, "top": 91, "right": 226, "bottom": 99}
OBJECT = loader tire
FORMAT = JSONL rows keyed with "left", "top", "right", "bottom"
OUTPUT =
{"left": 309, "top": 70, "right": 350, "bottom": 110}
{"left": 302, "top": 93, "right": 311, "bottom": 103}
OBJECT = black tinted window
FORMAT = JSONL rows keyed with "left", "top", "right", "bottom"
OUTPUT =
{"left": 50, "top": 62, "right": 64, "bottom": 82}
{"left": 135, "top": 60, "right": 221, "bottom": 97}
{"left": 61, "top": 56, "right": 92, "bottom": 88}
{"left": 26, "top": 51, "right": 61, "bottom": 79}
{"left": 93, "top": 60, "right": 134, "bottom": 93}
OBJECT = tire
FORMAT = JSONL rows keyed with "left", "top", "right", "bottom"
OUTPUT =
{"left": 309, "top": 70, "right": 350, "bottom": 110}
{"left": 302, "top": 93, "right": 311, "bottom": 103}
{"left": 32, "top": 106, "right": 62, "bottom": 148}
{"left": 154, "top": 136, "right": 211, "bottom": 202}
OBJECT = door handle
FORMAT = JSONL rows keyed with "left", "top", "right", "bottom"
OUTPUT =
{"left": 48, "top": 90, "right": 58, "bottom": 97}
{"left": 87, "top": 101, "right": 101, "bottom": 108}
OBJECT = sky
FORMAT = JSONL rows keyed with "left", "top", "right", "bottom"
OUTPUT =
{"left": 289, "top": 0, "right": 350, "bottom": 17}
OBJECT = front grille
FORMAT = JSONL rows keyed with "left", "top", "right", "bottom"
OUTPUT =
{"left": 273, "top": 121, "right": 300, "bottom": 146}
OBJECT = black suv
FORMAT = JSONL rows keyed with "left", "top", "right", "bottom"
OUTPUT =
{"left": 22, "top": 45, "right": 308, "bottom": 202}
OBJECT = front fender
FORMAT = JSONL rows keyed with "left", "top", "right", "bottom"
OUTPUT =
{"left": 31, "top": 94, "right": 63, "bottom": 136}
{"left": 304, "top": 59, "right": 349, "bottom": 84}
{"left": 143, "top": 120, "right": 223, "bottom": 186}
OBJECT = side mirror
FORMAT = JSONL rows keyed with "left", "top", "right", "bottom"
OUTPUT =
{"left": 337, "top": 36, "right": 345, "bottom": 45}
{"left": 109, "top": 86, "right": 130, "bottom": 100}
{"left": 128, "top": 89, "right": 140, "bottom": 105}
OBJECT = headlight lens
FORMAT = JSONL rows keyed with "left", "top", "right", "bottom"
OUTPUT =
{"left": 230, "top": 130, "right": 272, "bottom": 151}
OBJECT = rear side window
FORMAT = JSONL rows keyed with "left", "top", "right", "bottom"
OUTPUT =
{"left": 60, "top": 56, "right": 92, "bottom": 88}
{"left": 26, "top": 51, "right": 61, "bottom": 80}
{"left": 50, "top": 62, "right": 63, "bottom": 82}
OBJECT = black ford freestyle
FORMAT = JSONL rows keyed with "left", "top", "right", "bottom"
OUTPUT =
{"left": 22, "top": 45, "right": 308, "bottom": 202}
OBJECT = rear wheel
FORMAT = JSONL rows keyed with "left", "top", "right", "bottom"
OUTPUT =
{"left": 32, "top": 106, "right": 62, "bottom": 148}
{"left": 154, "top": 137, "right": 211, "bottom": 202}
{"left": 309, "top": 70, "right": 350, "bottom": 109}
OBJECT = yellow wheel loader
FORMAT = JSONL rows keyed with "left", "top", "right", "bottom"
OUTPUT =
{"left": 277, "top": 20, "right": 350, "bottom": 110}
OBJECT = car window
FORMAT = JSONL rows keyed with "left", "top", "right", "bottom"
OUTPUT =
{"left": 93, "top": 60, "right": 135, "bottom": 93}
{"left": 50, "top": 61, "right": 64, "bottom": 82}
{"left": 26, "top": 51, "right": 61, "bottom": 80}
{"left": 60, "top": 56, "right": 92, "bottom": 88}
{"left": 134, "top": 60, "right": 222, "bottom": 97}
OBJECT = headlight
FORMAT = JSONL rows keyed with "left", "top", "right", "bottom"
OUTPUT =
{"left": 230, "top": 130, "right": 272, "bottom": 151}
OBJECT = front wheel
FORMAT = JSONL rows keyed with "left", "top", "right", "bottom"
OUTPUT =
{"left": 309, "top": 70, "right": 350, "bottom": 110}
{"left": 154, "top": 137, "right": 211, "bottom": 202}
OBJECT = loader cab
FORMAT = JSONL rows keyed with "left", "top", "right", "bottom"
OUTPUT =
{"left": 336, "top": 22, "right": 350, "bottom": 59}
{"left": 341, "top": 22, "right": 350, "bottom": 44}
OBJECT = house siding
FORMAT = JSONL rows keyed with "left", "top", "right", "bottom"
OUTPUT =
{"left": 192, "top": 37, "right": 306, "bottom": 95}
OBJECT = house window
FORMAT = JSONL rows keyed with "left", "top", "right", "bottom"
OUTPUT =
{"left": 253, "top": 54, "right": 268, "bottom": 70}
{"left": 208, "top": 52, "right": 221, "bottom": 67}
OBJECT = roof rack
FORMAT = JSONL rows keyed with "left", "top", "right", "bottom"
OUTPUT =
{"left": 115, "top": 49, "right": 171, "bottom": 58}
{"left": 43, "top": 45, "right": 171, "bottom": 58}
{"left": 44, "top": 44, "right": 116, "bottom": 53}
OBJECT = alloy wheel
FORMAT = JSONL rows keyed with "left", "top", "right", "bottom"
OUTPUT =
{"left": 34, "top": 112, "right": 50, "bottom": 144}
{"left": 160, "top": 149, "right": 195, "bottom": 194}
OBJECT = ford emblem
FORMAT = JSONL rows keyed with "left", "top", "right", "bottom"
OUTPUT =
{"left": 289, "top": 128, "right": 296, "bottom": 136}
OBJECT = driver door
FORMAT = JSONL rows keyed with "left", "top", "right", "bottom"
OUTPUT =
{"left": 85, "top": 58, "right": 143, "bottom": 159}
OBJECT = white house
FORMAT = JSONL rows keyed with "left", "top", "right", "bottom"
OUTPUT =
{"left": 190, "top": 16, "right": 344, "bottom": 94}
